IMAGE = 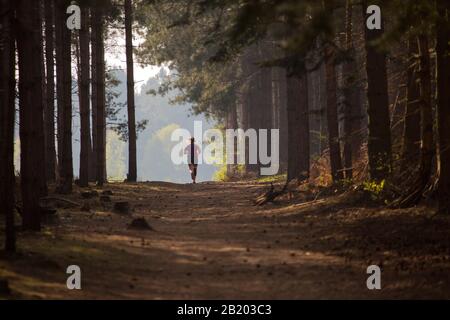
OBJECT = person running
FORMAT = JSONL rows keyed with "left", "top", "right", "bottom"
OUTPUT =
{"left": 184, "top": 137, "right": 201, "bottom": 184}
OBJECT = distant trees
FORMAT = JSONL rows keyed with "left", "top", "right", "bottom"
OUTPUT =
{"left": 0, "top": 0, "right": 16, "bottom": 251}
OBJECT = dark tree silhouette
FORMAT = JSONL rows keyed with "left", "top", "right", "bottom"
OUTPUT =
{"left": 0, "top": 0, "right": 16, "bottom": 251}
{"left": 16, "top": 0, "right": 46, "bottom": 230}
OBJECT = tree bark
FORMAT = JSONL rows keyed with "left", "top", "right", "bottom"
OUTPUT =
{"left": 0, "top": 0, "right": 16, "bottom": 251}
{"left": 277, "top": 68, "right": 288, "bottom": 171}
{"left": 435, "top": 0, "right": 450, "bottom": 214}
{"left": 401, "top": 36, "right": 421, "bottom": 169}
{"left": 93, "top": 3, "right": 106, "bottom": 186}
{"left": 16, "top": 0, "right": 46, "bottom": 230}
{"left": 362, "top": 2, "right": 392, "bottom": 181}
{"left": 37, "top": 0, "right": 48, "bottom": 197}
{"left": 125, "top": 0, "right": 137, "bottom": 182}
{"left": 397, "top": 35, "right": 434, "bottom": 208}
{"left": 78, "top": 6, "right": 91, "bottom": 187}
{"left": 90, "top": 11, "right": 98, "bottom": 182}
{"left": 342, "top": 0, "right": 357, "bottom": 179}
{"left": 44, "top": 0, "right": 57, "bottom": 183}
{"left": 55, "top": 0, "right": 73, "bottom": 194}
{"left": 417, "top": 35, "right": 433, "bottom": 189}
{"left": 325, "top": 46, "right": 344, "bottom": 182}
{"left": 287, "top": 72, "right": 309, "bottom": 182}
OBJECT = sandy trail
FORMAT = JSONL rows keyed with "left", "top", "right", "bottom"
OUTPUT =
{"left": 1, "top": 181, "right": 449, "bottom": 299}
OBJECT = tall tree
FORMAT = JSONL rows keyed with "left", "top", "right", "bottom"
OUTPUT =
{"left": 398, "top": 34, "right": 433, "bottom": 208}
{"left": 401, "top": 36, "right": 421, "bottom": 169}
{"left": 362, "top": 1, "right": 392, "bottom": 181}
{"left": 125, "top": 0, "right": 137, "bottom": 182}
{"left": 93, "top": 2, "right": 106, "bottom": 186}
{"left": 90, "top": 10, "right": 98, "bottom": 182}
{"left": 37, "top": 0, "right": 49, "bottom": 197}
{"left": 435, "top": 0, "right": 450, "bottom": 214}
{"left": 342, "top": 0, "right": 357, "bottom": 179}
{"left": 55, "top": 0, "right": 73, "bottom": 193}
{"left": 16, "top": 0, "right": 46, "bottom": 230}
{"left": 78, "top": 6, "right": 91, "bottom": 187}
{"left": 287, "top": 71, "right": 310, "bottom": 182}
{"left": 0, "top": 0, "right": 16, "bottom": 251}
{"left": 44, "top": 0, "right": 57, "bottom": 182}
{"left": 325, "top": 45, "right": 344, "bottom": 182}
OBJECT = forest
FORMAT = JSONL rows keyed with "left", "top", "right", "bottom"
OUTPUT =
{"left": 0, "top": 0, "right": 450, "bottom": 299}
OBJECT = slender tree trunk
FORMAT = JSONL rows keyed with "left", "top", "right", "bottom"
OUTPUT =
{"left": 325, "top": 46, "right": 344, "bottom": 182}
{"left": 401, "top": 37, "right": 421, "bottom": 169}
{"left": 0, "top": 0, "right": 16, "bottom": 252}
{"left": 90, "top": 11, "right": 98, "bottom": 182}
{"left": 226, "top": 104, "right": 238, "bottom": 177}
{"left": 435, "top": 0, "right": 450, "bottom": 214}
{"left": 37, "top": 0, "right": 48, "bottom": 197}
{"left": 78, "top": 6, "right": 91, "bottom": 187}
{"left": 417, "top": 35, "right": 433, "bottom": 188}
{"left": 362, "top": 2, "right": 392, "bottom": 181}
{"left": 44, "top": 0, "right": 57, "bottom": 182}
{"left": 287, "top": 72, "right": 310, "bottom": 182}
{"left": 277, "top": 68, "right": 288, "bottom": 171}
{"left": 16, "top": 0, "right": 46, "bottom": 230}
{"left": 55, "top": 0, "right": 73, "bottom": 193}
{"left": 125, "top": 0, "right": 137, "bottom": 182}
{"left": 398, "top": 35, "right": 433, "bottom": 208}
{"left": 342, "top": 0, "right": 356, "bottom": 179}
{"left": 93, "top": 4, "right": 106, "bottom": 186}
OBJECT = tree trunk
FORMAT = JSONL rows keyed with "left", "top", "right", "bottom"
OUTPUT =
{"left": 226, "top": 104, "right": 238, "bottom": 177}
{"left": 325, "top": 46, "right": 344, "bottom": 182}
{"left": 90, "top": 11, "right": 98, "bottom": 182}
{"left": 37, "top": 0, "right": 48, "bottom": 197}
{"left": 125, "top": 0, "right": 137, "bottom": 182}
{"left": 435, "top": 0, "right": 450, "bottom": 214}
{"left": 78, "top": 6, "right": 91, "bottom": 187}
{"left": 44, "top": 0, "right": 57, "bottom": 183}
{"left": 277, "top": 68, "right": 288, "bottom": 171}
{"left": 0, "top": 0, "right": 16, "bottom": 251}
{"left": 16, "top": 0, "right": 46, "bottom": 230}
{"left": 342, "top": 0, "right": 356, "bottom": 179}
{"left": 397, "top": 35, "right": 433, "bottom": 208}
{"left": 55, "top": 0, "right": 73, "bottom": 194}
{"left": 417, "top": 35, "right": 433, "bottom": 189}
{"left": 362, "top": 2, "right": 392, "bottom": 181}
{"left": 93, "top": 4, "right": 106, "bottom": 186}
{"left": 401, "top": 36, "right": 421, "bottom": 169}
{"left": 287, "top": 72, "right": 310, "bottom": 182}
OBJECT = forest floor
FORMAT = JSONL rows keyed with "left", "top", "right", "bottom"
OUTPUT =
{"left": 1, "top": 180, "right": 450, "bottom": 299}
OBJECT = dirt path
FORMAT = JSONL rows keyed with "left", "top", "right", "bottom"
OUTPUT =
{"left": 1, "top": 181, "right": 450, "bottom": 299}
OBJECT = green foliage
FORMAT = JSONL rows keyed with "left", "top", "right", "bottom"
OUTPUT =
{"left": 363, "top": 179, "right": 386, "bottom": 200}
{"left": 213, "top": 164, "right": 246, "bottom": 182}
{"left": 257, "top": 174, "right": 287, "bottom": 183}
